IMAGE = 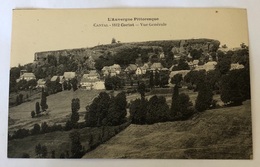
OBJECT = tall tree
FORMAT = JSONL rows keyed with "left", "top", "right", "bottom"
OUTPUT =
{"left": 195, "top": 81, "right": 213, "bottom": 112}
{"left": 71, "top": 98, "right": 80, "bottom": 127}
{"left": 106, "top": 92, "right": 127, "bottom": 126}
{"left": 40, "top": 88, "right": 48, "bottom": 111}
{"left": 35, "top": 102, "right": 41, "bottom": 116}
{"left": 137, "top": 83, "right": 146, "bottom": 99}
{"left": 146, "top": 95, "right": 169, "bottom": 124}
{"left": 130, "top": 98, "right": 148, "bottom": 124}
{"left": 171, "top": 85, "right": 180, "bottom": 117}
{"left": 69, "top": 131, "right": 83, "bottom": 158}
{"left": 85, "top": 92, "right": 110, "bottom": 127}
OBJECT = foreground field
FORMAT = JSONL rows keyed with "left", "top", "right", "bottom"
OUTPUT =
{"left": 8, "top": 122, "right": 130, "bottom": 158}
{"left": 83, "top": 100, "right": 252, "bottom": 159}
{"left": 8, "top": 89, "right": 102, "bottom": 133}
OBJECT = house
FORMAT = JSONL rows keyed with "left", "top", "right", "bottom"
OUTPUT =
{"left": 192, "top": 60, "right": 199, "bottom": 67}
{"left": 204, "top": 61, "right": 217, "bottom": 71}
{"left": 169, "top": 70, "right": 190, "bottom": 83}
{"left": 194, "top": 61, "right": 217, "bottom": 71}
{"left": 110, "top": 64, "right": 121, "bottom": 74}
{"left": 37, "top": 79, "right": 46, "bottom": 88}
{"left": 19, "top": 72, "right": 36, "bottom": 81}
{"left": 80, "top": 78, "right": 93, "bottom": 90}
{"left": 150, "top": 62, "right": 163, "bottom": 71}
{"left": 231, "top": 63, "right": 244, "bottom": 70}
{"left": 101, "top": 64, "right": 121, "bottom": 76}
{"left": 59, "top": 76, "right": 65, "bottom": 84}
{"left": 135, "top": 67, "right": 143, "bottom": 75}
{"left": 92, "top": 81, "right": 105, "bottom": 90}
{"left": 102, "top": 66, "right": 110, "bottom": 76}
{"left": 83, "top": 70, "right": 100, "bottom": 80}
{"left": 63, "top": 72, "right": 76, "bottom": 80}
{"left": 125, "top": 64, "right": 138, "bottom": 74}
{"left": 50, "top": 76, "right": 59, "bottom": 82}
{"left": 110, "top": 69, "right": 117, "bottom": 76}
{"left": 159, "top": 52, "right": 165, "bottom": 59}
{"left": 80, "top": 78, "right": 105, "bottom": 90}
{"left": 161, "top": 67, "right": 169, "bottom": 72}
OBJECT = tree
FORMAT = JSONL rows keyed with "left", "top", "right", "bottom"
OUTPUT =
{"left": 35, "top": 102, "right": 41, "bottom": 116}
{"left": 172, "top": 58, "right": 190, "bottom": 71}
{"left": 71, "top": 98, "right": 80, "bottom": 127}
{"left": 35, "top": 144, "right": 48, "bottom": 158}
{"left": 137, "top": 83, "right": 146, "bottom": 99}
{"left": 215, "top": 56, "right": 231, "bottom": 75}
{"left": 69, "top": 131, "right": 84, "bottom": 158}
{"left": 146, "top": 95, "right": 170, "bottom": 124}
{"left": 111, "top": 38, "right": 117, "bottom": 44}
{"left": 63, "top": 81, "right": 68, "bottom": 90}
{"left": 16, "top": 94, "right": 24, "bottom": 105}
{"left": 220, "top": 67, "right": 250, "bottom": 105}
{"left": 130, "top": 98, "right": 148, "bottom": 124}
{"left": 159, "top": 72, "right": 170, "bottom": 87}
{"left": 85, "top": 92, "right": 111, "bottom": 127}
{"left": 27, "top": 79, "right": 37, "bottom": 89}
{"left": 195, "top": 81, "right": 213, "bottom": 112}
{"left": 171, "top": 85, "right": 180, "bottom": 117}
{"left": 104, "top": 76, "right": 122, "bottom": 90}
{"left": 106, "top": 92, "right": 127, "bottom": 126}
{"left": 71, "top": 78, "right": 78, "bottom": 91}
{"left": 31, "top": 123, "right": 41, "bottom": 135}
{"left": 177, "top": 93, "right": 194, "bottom": 120}
{"left": 41, "top": 122, "right": 49, "bottom": 134}
{"left": 171, "top": 85, "right": 193, "bottom": 120}
{"left": 40, "top": 88, "right": 48, "bottom": 111}
{"left": 31, "top": 110, "right": 36, "bottom": 118}
{"left": 184, "top": 70, "right": 206, "bottom": 91}
{"left": 41, "top": 145, "right": 48, "bottom": 158}
{"left": 171, "top": 73, "right": 183, "bottom": 86}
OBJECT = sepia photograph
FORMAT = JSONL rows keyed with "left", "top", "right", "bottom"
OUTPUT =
{"left": 7, "top": 8, "right": 252, "bottom": 159}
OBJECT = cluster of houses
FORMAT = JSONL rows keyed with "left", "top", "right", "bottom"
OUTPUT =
{"left": 17, "top": 51, "right": 245, "bottom": 91}
{"left": 80, "top": 70, "right": 105, "bottom": 90}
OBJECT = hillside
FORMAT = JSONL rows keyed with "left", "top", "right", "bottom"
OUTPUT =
{"left": 8, "top": 89, "right": 102, "bottom": 134}
{"left": 34, "top": 38, "right": 220, "bottom": 69}
{"left": 83, "top": 100, "right": 252, "bottom": 159}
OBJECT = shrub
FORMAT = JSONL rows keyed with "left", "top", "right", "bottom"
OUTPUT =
{"left": 31, "top": 110, "right": 36, "bottom": 118}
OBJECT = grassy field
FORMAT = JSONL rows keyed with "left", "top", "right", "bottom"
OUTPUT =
{"left": 8, "top": 89, "right": 102, "bottom": 134}
{"left": 8, "top": 122, "right": 130, "bottom": 158}
{"left": 83, "top": 100, "right": 252, "bottom": 159}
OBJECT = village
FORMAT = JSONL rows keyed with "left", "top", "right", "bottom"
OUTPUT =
{"left": 14, "top": 46, "right": 244, "bottom": 94}
{"left": 8, "top": 39, "right": 251, "bottom": 159}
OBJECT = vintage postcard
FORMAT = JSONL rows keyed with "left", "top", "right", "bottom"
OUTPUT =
{"left": 8, "top": 8, "right": 252, "bottom": 159}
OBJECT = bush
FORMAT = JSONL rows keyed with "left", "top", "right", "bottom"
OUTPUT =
{"left": 31, "top": 110, "right": 36, "bottom": 118}
{"left": 31, "top": 123, "right": 41, "bottom": 135}
{"left": 12, "top": 128, "right": 30, "bottom": 139}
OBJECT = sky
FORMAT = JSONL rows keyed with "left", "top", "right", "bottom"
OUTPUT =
{"left": 10, "top": 8, "right": 249, "bottom": 67}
